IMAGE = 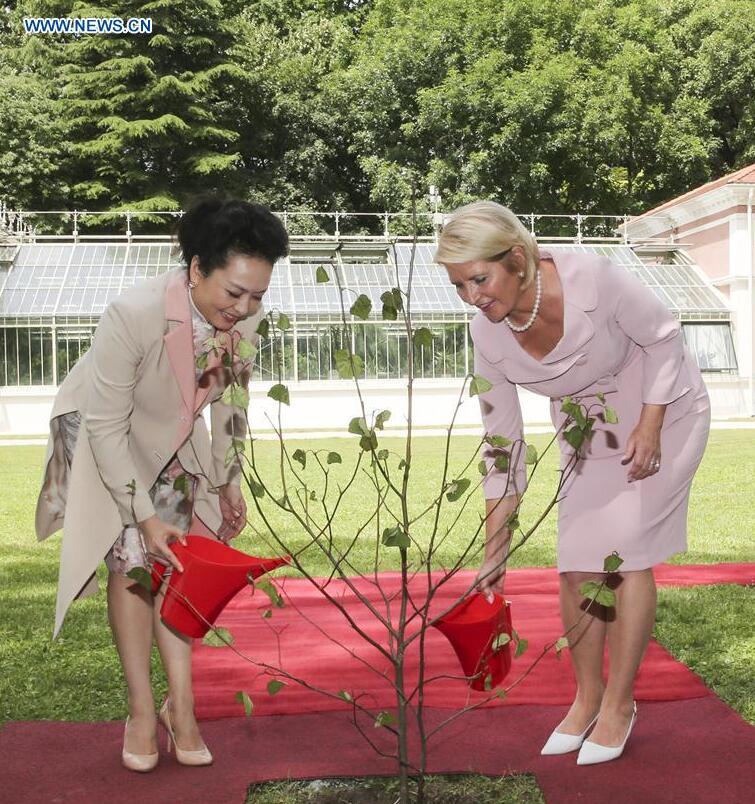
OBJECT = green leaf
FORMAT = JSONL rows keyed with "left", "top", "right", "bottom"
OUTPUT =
{"left": 202, "top": 627, "right": 234, "bottom": 647}
{"left": 222, "top": 383, "right": 249, "bottom": 409}
{"left": 196, "top": 352, "right": 209, "bottom": 370}
{"left": 470, "top": 374, "right": 493, "bottom": 396}
{"left": 256, "top": 319, "right": 270, "bottom": 338}
{"left": 316, "top": 265, "right": 329, "bottom": 283}
{"left": 127, "top": 566, "right": 153, "bottom": 592}
{"left": 445, "top": 477, "right": 471, "bottom": 502}
{"left": 391, "top": 288, "right": 404, "bottom": 311}
{"left": 257, "top": 579, "right": 284, "bottom": 608}
{"left": 335, "top": 349, "right": 365, "bottom": 379}
{"left": 292, "top": 449, "right": 307, "bottom": 470}
{"left": 563, "top": 426, "right": 585, "bottom": 450}
{"left": 268, "top": 383, "right": 290, "bottom": 405}
{"left": 597, "top": 392, "right": 606, "bottom": 403}
{"left": 377, "top": 449, "right": 389, "bottom": 461}
{"left": 506, "top": 512, "right": 520, "bottom": 531}
{"left": 380, "top": 299, "right": 398, "bottom": 320}
{"left": 350, "top": 294, "right": 372, "bottom": 320}
{"left": 603, "top": 551, "right": 624, "bottom": 573}
{"left": 525, "top": 444, "right": 538, "bottom": 465}
{"left": 579, "top": 580, "right": 616, "bottom": 608}
{"left": 398, "top": 458, "right": 407, "bottom": 470}
{"left": 337, "top": 690, "right": 353, "bottom": 702}
{"left": 222, "top": 351, "right": 232, "bottom": 367}
{"left": 555, "top": 636, "right": 569, "bottom": 654}
{"left": 359, "top": 430, "right": 378, "bottom": 452}
{"left": 326, "top": 451, "right": 342, "bottom": 465}
{"left": 172, "top": 473, "right": 190, "bottom": 496}
{"left": 348, "top": 416, "right": 369, "bottom": 436}
{"left": 374, "top": 711, "right": 396, "bottom": 728}
{"left": 486, "top": 435, "right": 512, "bottom": 449}
{"left": 495, "top": 689, "right": 507, "bottom": 700}
{"left": 604, "top": 405, "right": 619, "bottom": 424}
{"left": 237, "top": 338, "right": 256, "bottom": 360}
{"left": 277, "top": 313, "right": 291, "bottom": 331}
{"left": 484, "top": 673, "right": 493, "bottom": 691}
{"left": 492, "top": 632, "right": 511, "bottom": 650}
{"left": 374, "top": 409, "right": 391, "bottom": 430}
{"left": 261, "top": 609, "right": 273, "bottom": 619}
{"left": 267, "top": 679, "right": 286, "bottom": 696}
{"left": 309, "top": 489, "right": 317, "bottom": 501}
{"left": 224, "top": 438, "right": 246, "bottom": 467}
{"left": 235, "top": 690, "right": 253, "bottom": 717}
{"left": 477, "top": 459, "right": 488, "bottom": 476}
{"left": 249, "top": 479, "right": 265, "bottom": 498}
{"left": 413, "top": 327, "right": 433, "bottom": 349}
{"left": 381, "top": 525, "right": 410, "bottom": 549}
{"left": 126, "top": 479, "right": 136, "bottom": 495}
{"left": 514, "top": 637, "right": 529, "bottom": 658}
{"left": 494, "top": 453, "right": 510, "bottom": 471}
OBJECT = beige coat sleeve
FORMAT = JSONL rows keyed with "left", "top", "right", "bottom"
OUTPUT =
{"left": 83, "top": 301, "right": 156, "bottom": 525}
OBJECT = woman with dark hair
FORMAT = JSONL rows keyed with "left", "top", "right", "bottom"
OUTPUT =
{"left": 36, "top": 198, "right": 289, "bottom": 771}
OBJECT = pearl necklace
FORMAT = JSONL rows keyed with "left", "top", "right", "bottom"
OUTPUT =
{"left": 505, "top": 268, "right": 542, "bottom": 332}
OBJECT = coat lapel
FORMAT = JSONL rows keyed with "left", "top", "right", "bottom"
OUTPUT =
{"left": 163, "top": 270, "right": 195, "bottom": 421}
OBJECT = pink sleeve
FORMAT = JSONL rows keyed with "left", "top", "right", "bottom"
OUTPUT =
{"left": 473, "top": 343, "right": 527, "bottom": 499}
{"left": 610, "top": 261, "right": 691, "bottom": 405}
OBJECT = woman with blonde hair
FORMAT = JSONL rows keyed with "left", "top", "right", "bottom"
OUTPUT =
{"left": 36, "top": 197, "right": 288, "bottom": 771}
{"left": 436, "top": 201, "right": 709, "bottom": 764}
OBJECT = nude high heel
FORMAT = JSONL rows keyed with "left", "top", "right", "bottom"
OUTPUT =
{"left": 159, "top": 699, "right": 213, "bottom": 766}
{"left": 121, "top": 716, "right": 158, "bottom": 772}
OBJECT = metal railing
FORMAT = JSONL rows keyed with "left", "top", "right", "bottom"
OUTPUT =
{"left": 0, "top": 204, "right": 677, "bottom": 245}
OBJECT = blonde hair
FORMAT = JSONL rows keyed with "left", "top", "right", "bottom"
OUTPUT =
{"left": 435, "top": 201, "right": 540, "bottom": 287}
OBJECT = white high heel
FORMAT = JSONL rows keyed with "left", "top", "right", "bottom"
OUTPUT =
{"left": 541, "top": 712, "right": 600, "bottom": 755}
{"left": 577, "top": 702, "right": 637, "bottom": 765}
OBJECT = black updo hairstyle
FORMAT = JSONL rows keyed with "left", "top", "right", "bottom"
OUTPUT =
{"left": 175, "top": 196, "right": 289, "bottom": 275}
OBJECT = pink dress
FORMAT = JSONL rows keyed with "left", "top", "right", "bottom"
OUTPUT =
{"left": 471, "top": 250, "right": 710, "bottom": 572}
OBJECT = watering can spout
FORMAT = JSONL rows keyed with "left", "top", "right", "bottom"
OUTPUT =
{"left": 149, "top": 535, "right": 290, "bottom": 638}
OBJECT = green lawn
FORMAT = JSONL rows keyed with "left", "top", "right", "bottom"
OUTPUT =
{"left": 0, "top": 430, "right": 753, "bottom": 727}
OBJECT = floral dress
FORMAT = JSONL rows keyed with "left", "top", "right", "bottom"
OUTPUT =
{"left": 58, "top": 290, "right": 215, "bottom": 575}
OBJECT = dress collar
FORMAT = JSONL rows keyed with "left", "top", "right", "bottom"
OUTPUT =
{"left": 470, "top": 248, "right": 598, "bottom": 378}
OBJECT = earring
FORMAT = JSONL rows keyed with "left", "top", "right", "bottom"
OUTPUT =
{"left": 188, "top": 280, "right": 197, "bottom": 289}
{"left": 517, "top": 272, "right": 525, "bottom": 279}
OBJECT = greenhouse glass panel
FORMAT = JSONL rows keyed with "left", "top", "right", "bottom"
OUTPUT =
{"left": 682, "top": 323, "right": 737, "bottom": 371}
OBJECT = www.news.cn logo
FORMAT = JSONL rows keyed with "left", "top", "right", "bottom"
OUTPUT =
{"left": 24, "top": 17, "right": 153, "bottom": 35}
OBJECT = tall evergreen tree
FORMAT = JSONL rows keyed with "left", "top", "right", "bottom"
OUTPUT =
{"left": 30, "top": 0, "right": 247, "bottom": 214}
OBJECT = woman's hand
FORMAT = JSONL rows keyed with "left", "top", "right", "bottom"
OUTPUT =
{"left": 218, "top": 483, "right": 247, "bottom": 543}
{"left": 139, "top": 515, "right": 187, "bottom": 572}
{"left": 476, "top": 551, "right": 507, "bottom": 603}
{"left": 622, "top": 422, "right": 662, "bottom": 482}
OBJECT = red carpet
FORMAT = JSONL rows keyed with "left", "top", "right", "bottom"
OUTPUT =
{"left": 2, "top": 698, "right": 754, "bottom": 804}
{"left": 192, "top": 564, "right": 754, "bottom": 719}
{"left": 1, "top": 564, "right": 752, "bottom": 803}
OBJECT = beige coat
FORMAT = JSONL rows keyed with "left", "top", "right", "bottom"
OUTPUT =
{"left": 35, "top": 267, "right": 262, "bottom": 637}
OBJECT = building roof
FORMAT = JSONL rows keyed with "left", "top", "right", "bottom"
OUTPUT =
{"left": 631, "top": 163, "right": 755, "bottom": 220}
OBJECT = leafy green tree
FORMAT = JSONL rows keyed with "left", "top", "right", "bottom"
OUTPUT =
{"left": 21, "top": 0, "right": 248, "bottom": 215}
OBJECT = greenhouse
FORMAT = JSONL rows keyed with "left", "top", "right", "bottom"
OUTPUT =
{"left": 0, "top": 233, "right": 737, "bottom": 390}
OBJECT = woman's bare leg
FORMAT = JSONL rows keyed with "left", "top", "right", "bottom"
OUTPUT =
{"left": 152, "top": 588, "right": 205, "bottom": 750}
{"left": 556, "top": 571, "right": 607, "bottom": 733}
{"left": 589, "top": 568, "right": 656, "bottom": 746}
{"left": 107, "top": 573, "right": 158, "bottom": 754}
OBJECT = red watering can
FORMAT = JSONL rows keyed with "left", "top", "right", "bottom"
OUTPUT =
{"left": 432, "top": 593, "right": 513, "bottom": 691}
{"left": 150, "top": 535, "right": 290, "bottom": 638}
